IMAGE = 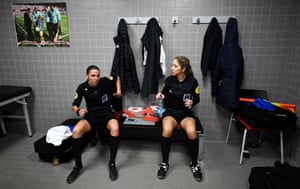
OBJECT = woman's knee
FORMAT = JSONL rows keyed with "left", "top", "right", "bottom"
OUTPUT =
{"left": 162, "top": 130, "right": 172, "bottom": 138}
{"left": 161, "top": 117, "right": 177, "bottom": 138}
{"left": 72, "top": 120, "right": 90, "bottom": 138}
{"left": 186, "top": 131, "right": 198, "bottom": 140}
{"left": 181, "top": 119, "right": 198, "bottom": 140}
{"left": 107, "top": 119, "right": 119, "bottom": 137}
{"left": 161, "top": 125, "right": 176, "bottom": 138}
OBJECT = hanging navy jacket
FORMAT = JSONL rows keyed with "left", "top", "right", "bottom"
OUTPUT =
{"left": 141, "top": 18, "right": 163, "bottom": 97}
{"left": 213, "top": 17, "right": 244, "bottom": 110}
{"left": 111, "top": 18, "right": 140, "bottom": 94}
{"left": 201, "top": 17, "right": 223, "bottom": 80}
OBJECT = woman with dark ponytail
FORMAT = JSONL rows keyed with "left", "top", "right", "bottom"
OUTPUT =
{"left": 67, "top": 65, "right": 121, "bottom": 183}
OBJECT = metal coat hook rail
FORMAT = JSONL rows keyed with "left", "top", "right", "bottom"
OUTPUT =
{"left": 118, "top": 17, "right": 159, "bottom": 25}
{"left": 192, "top": 16, "right": 235, "bottom": 24}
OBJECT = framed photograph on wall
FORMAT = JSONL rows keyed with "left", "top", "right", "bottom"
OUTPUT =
{"left": 12, "top": 2, "right": 70, "bottom": 47}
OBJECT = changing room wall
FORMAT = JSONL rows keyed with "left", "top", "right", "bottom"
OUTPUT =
{"left": 284, "top": 4, "right": 300, "bottom": 166}
{"left": 0, "top": 0, "right": 299, "bottom": 145}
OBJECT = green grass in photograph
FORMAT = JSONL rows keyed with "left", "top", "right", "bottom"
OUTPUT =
{"left": 14, "top": 13, "right": 70, "bottom": 43}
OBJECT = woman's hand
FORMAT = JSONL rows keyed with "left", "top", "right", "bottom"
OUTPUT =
{"left": 113, "top": 91, "right": 122, "bottom": 98}
{"left": 156, "top": 92, "right": 164, "bottom": 100}
{"left": 184, "top": 99, "right": 193, "bottom": 109}
{"left": 77, "top": 108, "right": 88, "bottom": 117}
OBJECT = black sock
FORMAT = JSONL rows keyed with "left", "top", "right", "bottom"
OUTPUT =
{"left": 72, "top": 138, "right": 83, "bottom": 168}
{"left": 161, "top": 136, "right": 171, "bottom": 164}
{"left": 188, "top": 138, "right": 199, "bottom": 165}
{"left": 109, "top": 135, "right": 119, "bottom": 165}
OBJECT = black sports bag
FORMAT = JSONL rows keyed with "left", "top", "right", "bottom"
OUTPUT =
{"left": 249, "top": 166, "right": 300, "bottom": 189}
{"left": 34, "top": 119, "right": 81, "bottom": 164}
{"left": 237, "top": 103, "right": 297, "bottom": 129}
{"left": 34, "top": 135, "right": 73, "bottom": 164}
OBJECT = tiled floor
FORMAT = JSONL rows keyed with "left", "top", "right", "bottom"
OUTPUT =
{"left": 0, "top": 132, "right": 281, "bottom": 189}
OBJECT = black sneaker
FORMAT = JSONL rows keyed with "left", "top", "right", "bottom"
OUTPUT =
{"left": 109, "top": 163, "right": 118, "bottom": 181}
{"left": 157, "top": 162, "right": 169, "bottom": 179}
{"left": 190, "top": 163, "right": 202, "bottom": 182}
{"left": 66, "top": 166, "right": 82, "bottom": 184}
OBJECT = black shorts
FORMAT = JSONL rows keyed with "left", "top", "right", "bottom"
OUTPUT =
{"left": 83, "top": 111, "right": 116, "bottom": 133}
{"left": 162, "top": 108, "right": 194, "bottom": 124}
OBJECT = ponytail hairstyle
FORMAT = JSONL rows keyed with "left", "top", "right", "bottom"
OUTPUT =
{"left": 86, "top": 65, "right": 100, "bottom": 74}
{"left": 174, "top": 56, "right": 194, "bottom": 76}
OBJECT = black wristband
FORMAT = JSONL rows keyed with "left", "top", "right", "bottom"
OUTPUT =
{"left": 76, "top": 109, "right": 80, "bottom": 116}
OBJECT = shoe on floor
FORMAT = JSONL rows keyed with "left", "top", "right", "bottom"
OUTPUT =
{"left": 157, "top": 162, "right": 169, "bottom": 179}
{"left": 66, "top": 166, "right": 82, "bottom": 184}
{"left": 190, "top": 163, "right": 202, "bottom": 182}
{"left": 109, "top": 163, "right": 118, "bottom": 181}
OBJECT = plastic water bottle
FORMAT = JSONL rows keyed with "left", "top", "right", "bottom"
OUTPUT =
{"left": 157, "top": 96, "right": 164, "bottom": 118}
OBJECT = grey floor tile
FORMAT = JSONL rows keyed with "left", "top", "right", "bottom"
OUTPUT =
{"left": 0, "top": 133, "right": 282, "bottom": 189}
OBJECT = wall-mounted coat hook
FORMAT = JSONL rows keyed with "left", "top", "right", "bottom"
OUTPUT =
{"left": 171, "top": 17, "right": 179, "bottom": 24}
{"left": 192, "top": 16, "right": 235, "bottom": 24}
{"left": 118, "top": 17, "right": 159, "bottom": 25}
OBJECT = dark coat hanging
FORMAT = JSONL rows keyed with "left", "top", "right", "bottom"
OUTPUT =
{"left": 213, "top": 17, "right": 244, "bottom": 110}
{"left": 200, "top": 17, "right": 223, "bottom": 90}
{"left": 140, "top": 18, "right": 163, "bottom": 97}
{"left": 111, "top": 18, "right": 140, "bottom": 94}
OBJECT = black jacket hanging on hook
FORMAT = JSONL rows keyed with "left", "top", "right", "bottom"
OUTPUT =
{"left": 200, "top": 17, "right": 223, "bottom": 94}
{"left": 111, "top": 18, "right": 140, "bottom": 94}
{"left": 213, "top": 17, "right": 244, "bottom": 110}
{"left": 140, "top": 17, "right": 163, "bottom": 97}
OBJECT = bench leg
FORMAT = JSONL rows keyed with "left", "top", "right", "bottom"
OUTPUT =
{"left": 240, "top": 129, "right": 247, "bottom": 165}
{"left": 226, "top": 112, "right": 234, "bottom": 143}
{"left": 198, "top": 133, "right": 204, "bottom": 161}
{"left": 0, "top": 111, "right": 7, "bottom": 135}
{"left": 280, "top": 131, "right": 284, "bottom": 164}
{"left": 21, "top": 98, "right": 32, "bottom": 137}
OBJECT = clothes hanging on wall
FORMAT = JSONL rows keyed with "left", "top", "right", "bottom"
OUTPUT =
{"left": 111, "top": 18, "right": 140, "bottom": 94}
{"left": 142, "top": 36, "right": 166, "bottom": 76}
{"left": 200, "top": 17, "right": 223, "bottom": 95}
{"left": 141, "top": 17, "right": 165, "bottom": 97}
{"left": 213, "top": 17, "right": 244, "bottom": 110}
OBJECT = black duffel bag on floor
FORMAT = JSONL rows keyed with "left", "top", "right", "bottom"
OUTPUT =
{"left": 249, "top": 165, "right": 300, "bottom": 189}
{"left": 34, "top": 119, "right": 81, "bottom": 164}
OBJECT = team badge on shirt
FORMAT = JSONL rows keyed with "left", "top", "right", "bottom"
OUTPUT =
{"left": 102, "top": 94, "right": 108, "bottom": 103}
{"left": 183, "top": 94, "right": 192, "bottom": 101}
{"left": 73, "top": 92, "right": 78, "bottom": 99}
{"left": 195, "top": 86, "right": 200, "bottom": 94}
